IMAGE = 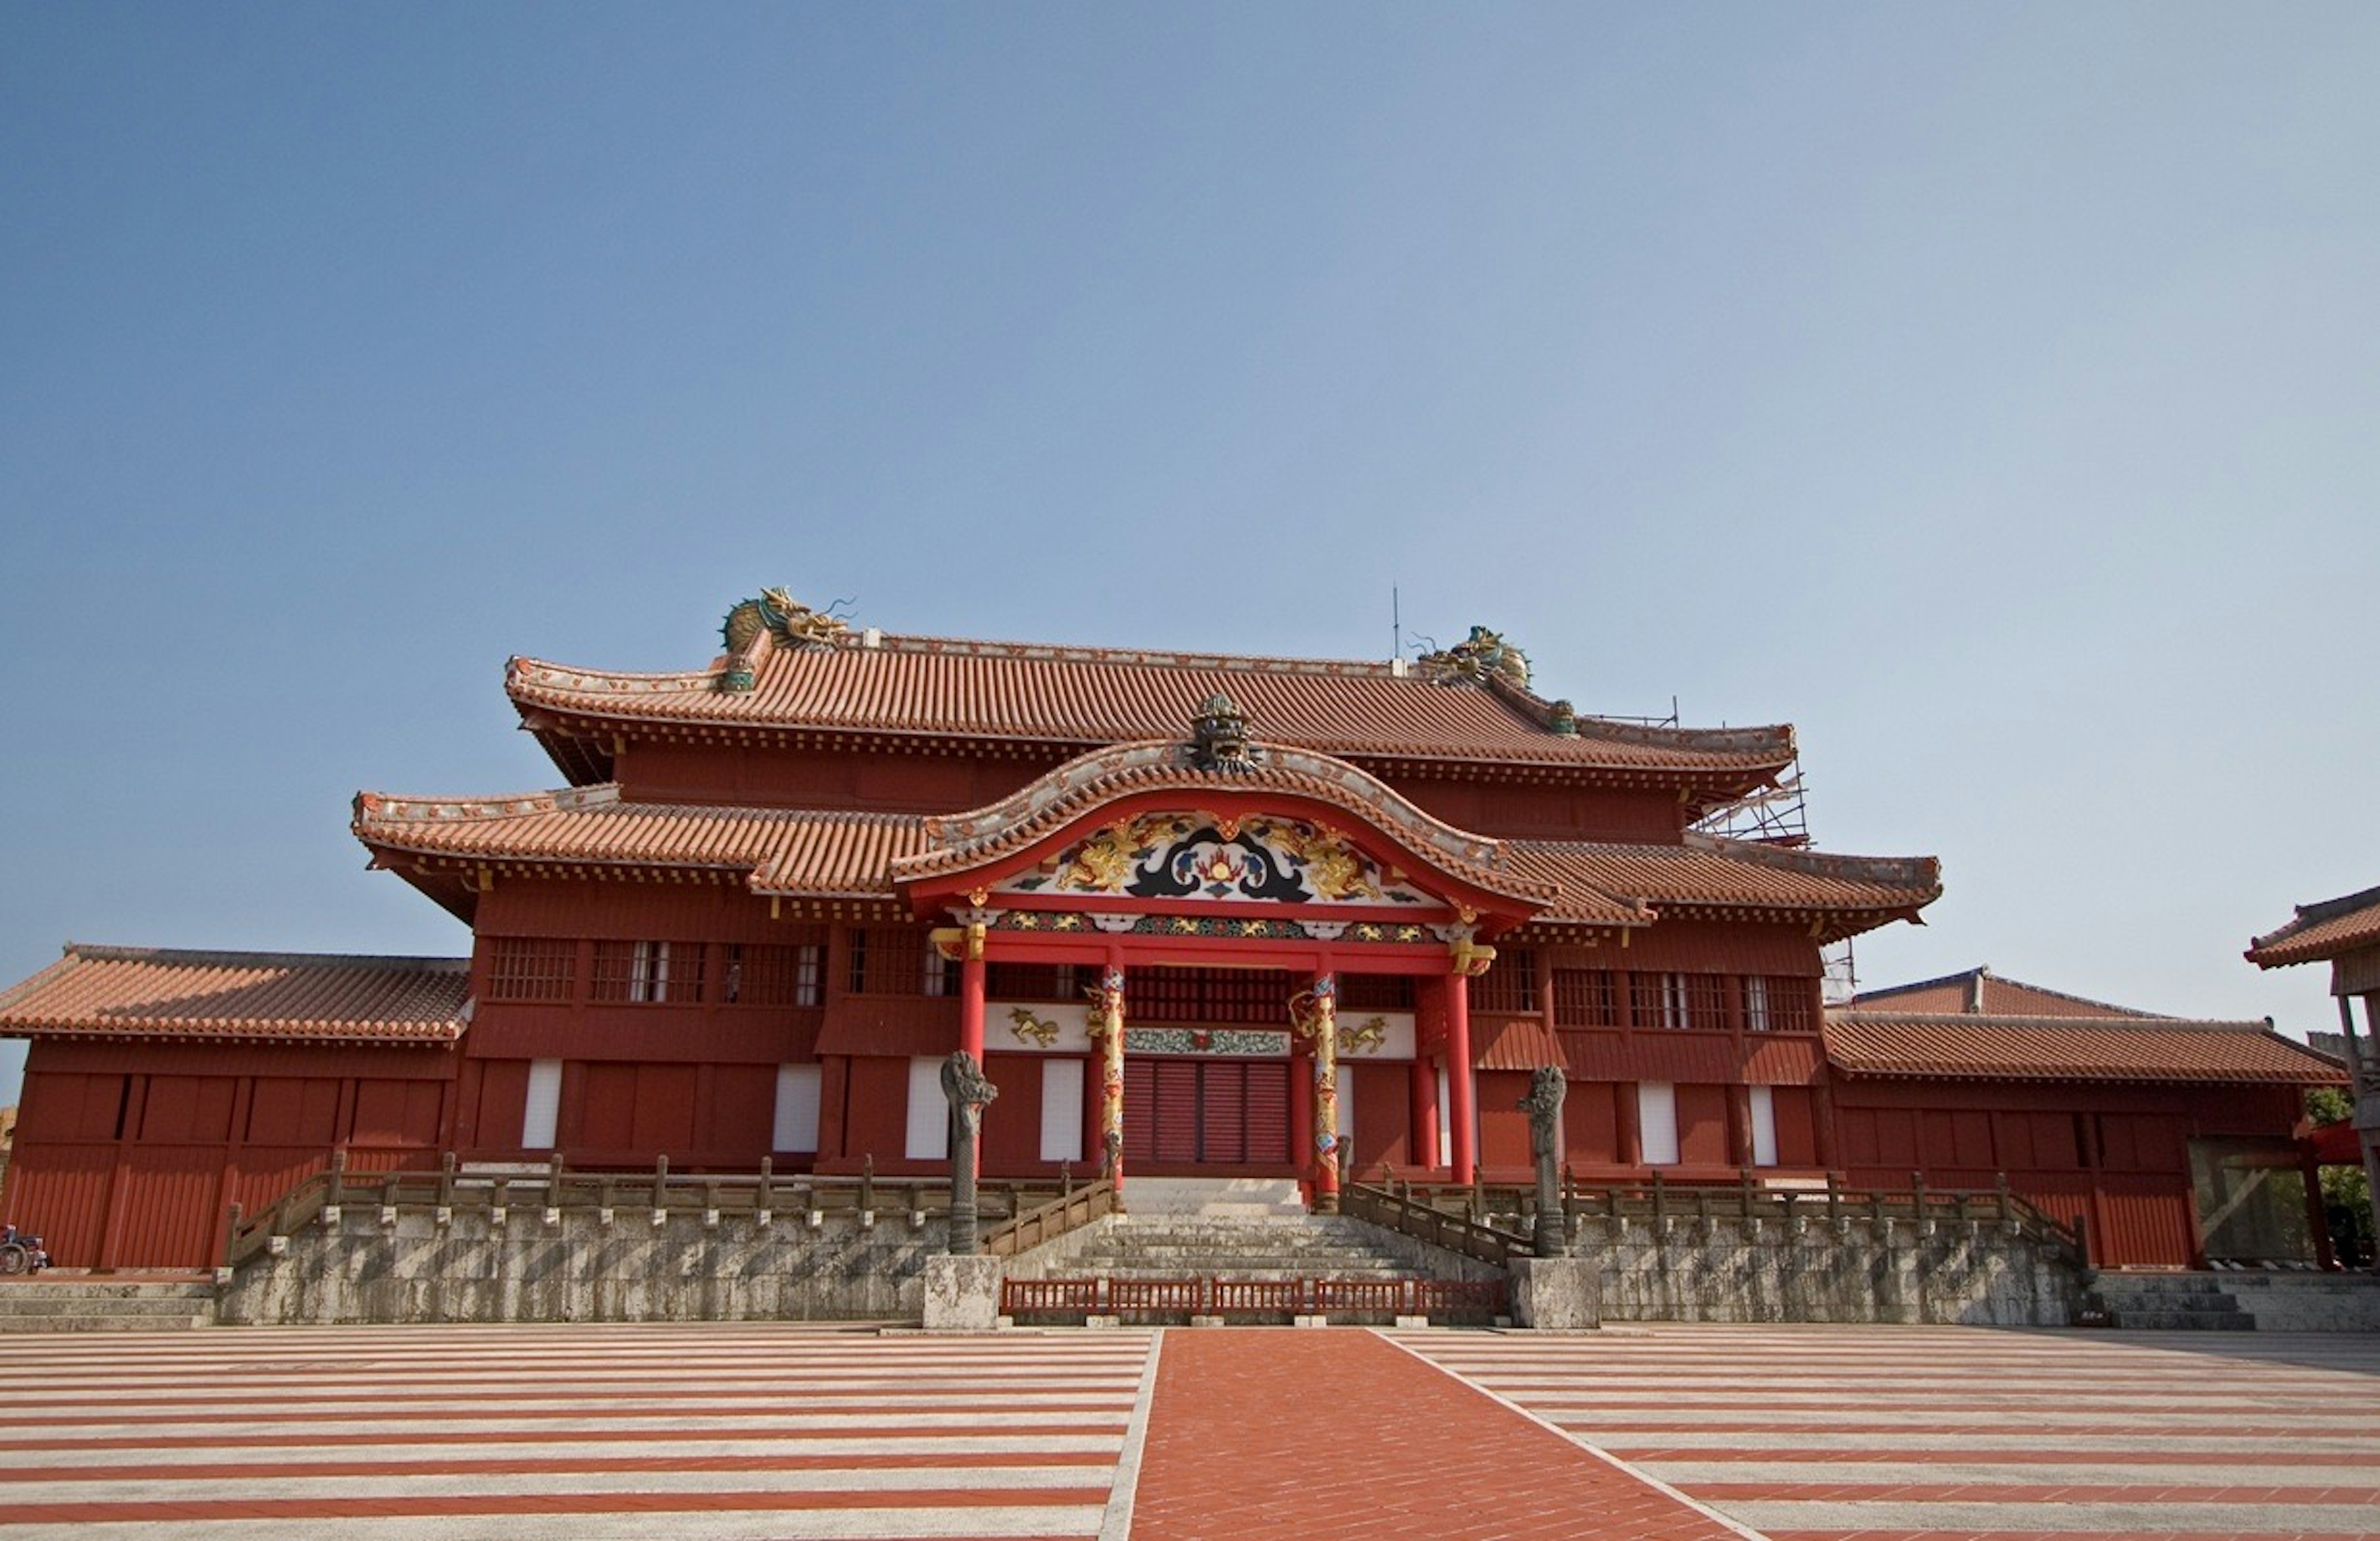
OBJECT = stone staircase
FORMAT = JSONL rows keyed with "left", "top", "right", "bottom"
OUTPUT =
{"left": 2091, "top": 1273, "right": 2254, "bottom": 1331}
{"left": 0, "top": 1276, "right": 219, "bottom": 1333}
{"left": 1001, "top": 1177, "right": 1502, "bottom": 1325}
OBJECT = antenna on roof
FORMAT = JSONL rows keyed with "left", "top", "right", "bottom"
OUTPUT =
{"left": 1391, "top": 586, "right": 1401, "bottom": 661}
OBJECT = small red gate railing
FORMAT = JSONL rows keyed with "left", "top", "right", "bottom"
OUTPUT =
{"left": 998, "top": 1275, "right": 1505, "bottom": 1324}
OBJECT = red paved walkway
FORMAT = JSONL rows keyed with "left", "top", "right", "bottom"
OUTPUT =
{"left": 1130, "top": 1328, "right": 1747, "bottom": 1541}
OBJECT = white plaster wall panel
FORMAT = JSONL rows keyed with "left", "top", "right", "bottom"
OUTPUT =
{"left": 521, "top": 1060, "right": 562, "bottom": 1149}
{"left": 1749, "top": 1084, "right": 1778, "bottom": 1167}
{"left": 1637, "top": 1081, "right": 1680, "bottom": 1166}
{"left": 905, "top": 1056, "right": 948, "bottom": 1161}
{"left": 1039, "top": 1057, "right": 1085, "bottom": 1163}
{"left": 774, "top": 1063, "right": 822, "bottom": 1153}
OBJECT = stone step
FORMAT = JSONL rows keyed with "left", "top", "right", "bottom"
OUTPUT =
{"left": 1072, "top": 1251, "right": 1419, "bottom": 1270}
{"left": 0, "top": 1280, "right": 216, "bottom": 1302}
{"left": 0, "top": 1312, "right": 211, "bottom": 1332}
{"left": 1117, "top": 1177, "right": 1309, "bottom": 1216}
{"left": 2102, "top": 1290, "right": 2243, "bottom": 1310}
{"left": 0, "top": 1279, "right": 219, "bottom": 1332}
{"left": 2112, "top": 1309, "right": 2258, "bottom": 1331}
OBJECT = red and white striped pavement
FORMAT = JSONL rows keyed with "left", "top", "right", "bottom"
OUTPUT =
{"left": 1393, "top": 1324, "right": 2380, "bottom": 1541}
{"left": 0, "top": 1324, "right": 1157, "bottom": 1540}
{"left": 4, "top": 1322, "right": 2378, "bottom": 1540}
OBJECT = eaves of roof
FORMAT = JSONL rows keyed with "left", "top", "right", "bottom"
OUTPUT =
{"left": 2247, "top": 884, "right": 2380, "bottom": 968}
{"left": 1823, "top": 1012, "right": 2345, "bottom": 1086}
{"left": 0, "top": 944, "right": 469, "bottom": 1046}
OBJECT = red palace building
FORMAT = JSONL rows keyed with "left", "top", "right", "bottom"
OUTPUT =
{"left": 0, "top": 593, "right": 2345, "bottom": 1273}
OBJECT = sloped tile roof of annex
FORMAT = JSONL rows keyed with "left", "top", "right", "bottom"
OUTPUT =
{"left": 1852, "top": 965, "right": 2159, "bottom": 1019}
{"left": 1823, "top": 1012, "right": 2343, "bottom": 1086}
{"left": 0, "top": 945, "right": 469, "bottom": 1045}
{"left": 505, "top": 627, "right": 1797, "bottom": 780}
{"left": 2247, "top": 883, "right": 2380, "bottom": 968}
{"left": 352, "top": 781, "right": 1938, "bottom": 939}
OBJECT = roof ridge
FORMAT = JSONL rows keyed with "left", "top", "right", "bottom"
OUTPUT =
{"left": 2286, "top": 880, "right": 2380, "bottom": 927}
{"left": 1852, "top": 967, "right": 2165, "bottom": 1017}
{"left": 510, "top": 638, "right": 1797, "bottom": 760}
{"left": 61, "top": 944, "right": 472, "bottom": 973}
{"left": 355, "top": 785, "right": 623, "bottom": 821}
{"left": 1829, "top": 1009, "right": 2276, "bottom": 1033}
{"left": 1851, "top": 964, "right": 1991, "bottom": 1003}
{"left": 1680, "top": 831, "right": 1942, "bottom": 887}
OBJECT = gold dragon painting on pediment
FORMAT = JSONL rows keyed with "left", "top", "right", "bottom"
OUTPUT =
{"left": 997, "top": 812, "right": 1436, "bottom": 907}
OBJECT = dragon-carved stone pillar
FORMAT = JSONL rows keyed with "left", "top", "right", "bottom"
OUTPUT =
{"left": 1086, "top": 967, "right": 1127, "bottom": 1205}
{"left": 1520, "top": 1064, "right": 1568, "bottom": 1257}
{"left": 940, "top": 1051, "right": 998, "bottom": 1255}
{"left": 1292, "top": 975, "right": 1341, "bottom": 1214}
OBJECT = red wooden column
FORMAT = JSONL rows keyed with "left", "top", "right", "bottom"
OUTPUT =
{"left": 1447, "top": 971, "right": 1476, "bottom": 1185}
{"left": 959, "top": 948, "right": 987, "bottom": 1162}
{"left": 959, "top": 951, "right": 986, "bottom": 1065}
{"left": 1289, "top": 1038, "right": 1315, "bottom": 1196}
{"left": 1410, "top": 1058, "right": 1439, "bottom": 1171}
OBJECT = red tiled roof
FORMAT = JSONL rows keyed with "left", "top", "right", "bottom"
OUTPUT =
{"left": 505, "top": 632, "right": 1796, "bottom": 782}
{"left": 2247, "top": 884, "right": 2380, "bottom": 968}
{"left": 1474, "top": 1015, "right": 1565, "bottom": 1072}
{"left": 354, "top": 774, "right": 1937, "bottom": 940}
{"left": 1853, "top": 966, "right": 2159, "bottom": 1019}
{"left": 0, "top": 946, "right": 469, "bottom": 1045}
{"left": 1504, "top": 833, "right": 1940, "bottom": 938}
{"left": 353, "top": 786, "right": 927, "bottom": 892}
{"left": 1823, "top": 1012, "right": 2345, "bottom": 1086}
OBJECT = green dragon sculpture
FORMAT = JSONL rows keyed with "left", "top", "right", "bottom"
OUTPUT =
{"left": 717, "top": 587, "right": 849, "bottom": 692}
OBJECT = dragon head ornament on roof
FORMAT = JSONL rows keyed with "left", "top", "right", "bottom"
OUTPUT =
{"left": 1418, "top": 625, "right": 1530, "bottom": 688}
{"left": 718, "top": 587, "right": 850, "bottom": 692}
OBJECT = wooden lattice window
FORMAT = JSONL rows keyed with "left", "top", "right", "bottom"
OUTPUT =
{"left": 724, "top": 937, "right": 824, "bottom": 1007}
{"left": 847, "top": 928, "right": 932, "bottom": 996}
{"left": 485, "top": 937, "right": 574, "bottom": 1002}
{"left": 987, "top": 962, "right": 1084, "bottom": 1000}
{"left": 1770, "top": 975, "right": 1818, "bottom": 1037}
{"left": 1132, "top": 968, "right": 1297, "bottom": 1025}
{"left": 1470, "top": 948, "right": 1536, "bottom": 1014}
{"left": 1631, "top": 971, "right": 1722, "bottom": 1029}
{"left": 1551, "top": 968, "right": 1620, "bottom": 1027}
{"left": 1339, "top": 974, "right": 1414, "bottom": 1011}
{"left": 591, "top": 941, "right": 706, "bottom": 1004}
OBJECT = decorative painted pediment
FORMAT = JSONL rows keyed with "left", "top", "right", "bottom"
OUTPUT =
{"left": 995, "top": 812, "right": 1438, "bottom": 908}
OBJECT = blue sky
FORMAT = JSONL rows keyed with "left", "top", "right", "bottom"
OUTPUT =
{"left": 5, "top": 6, "right": 2376, "bottom": 1102}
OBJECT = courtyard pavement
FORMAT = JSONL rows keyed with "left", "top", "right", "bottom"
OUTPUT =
{"left": 0, "top": 1321, "right": 2371, "bottom": 1540}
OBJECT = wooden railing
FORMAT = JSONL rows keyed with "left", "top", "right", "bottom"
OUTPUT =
{"left": 222, "top": 1152, "right": 1078, "bottom": 1271}
{"left": 1342, "top": 1180, "right": 1531, "bottom": 1267}
{"left": 981, "top": 1179, "right": 1116, "bottom": 1258}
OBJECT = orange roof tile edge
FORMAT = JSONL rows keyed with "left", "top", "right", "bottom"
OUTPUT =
{"left": 1824, "top": 1012, "right": 2345, "bottom": 1086}
{"left": 2247, "top": 883, "right": 2380, "bottom": 968}
{"left": 348, "top": 779, "right": 1937, "bottom": 933}
{"left": 501, "top": 630, "right": 1799, "bottom": 774}
{"left": 0, "top": 944, "right": 469, "bottom": 1046}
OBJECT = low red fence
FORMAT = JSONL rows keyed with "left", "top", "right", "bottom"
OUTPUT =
{"left": 998, "top": 1275, "right": 1506, "bottom": 1323}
